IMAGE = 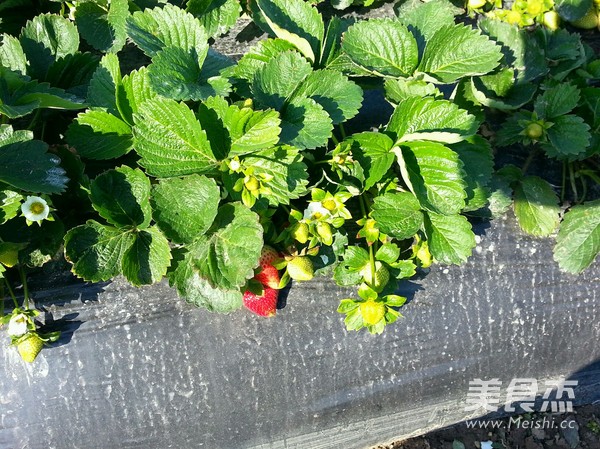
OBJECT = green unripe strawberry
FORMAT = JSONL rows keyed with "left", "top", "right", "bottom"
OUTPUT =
{"left": 291, "top": 222, "right": 310, "bottom": 244}
{"left": 316, "top": 222, "right": 333, "bottom": 245}
{"left": 17, "top": 333, "right": 44, "bottom": 363}
{"left": 361, "top": 262, "right": 390, "bottom": 292}
{"left": 542, "top": 11, "right": 560, "bottom": 30}
{"left": 287, "top": 256, "right": 314, "bottom": 281}
{"left": 506, "top": 10, "right": 523, "bottom": 25}
{"left": 245, "top": 176, "right": 260, "bottom": 192}
{"left": 571, "top": 8, "right": 598, "bottom": 29}
{"left": 360, "top": 300, "right": 386, "bottom": 326}
{"left": 322, "top": 198, "right": 336, "bottom": 211}
{"left": 525, "top": 122, "right": 544, "bottom": 139}
{"left": 416, "top": 243, "right": 433, "bottom": 268}
{"left": 467, "top": 0, "right": 486, "bottom": 9}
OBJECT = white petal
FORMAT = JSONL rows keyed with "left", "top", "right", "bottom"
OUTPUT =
{"left": 7, "top": 314, "right": 28, "bottom": 337}
{"left": 21, "top": 196, "right": 50, "bottom": 222}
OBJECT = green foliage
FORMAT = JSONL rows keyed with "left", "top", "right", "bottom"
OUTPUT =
{"left": 340, "top": 13, "right": 503, "bottom": 83}
{"left": 0, "top": 0, "right": 598, "bottom": 343}
{"left": 64, "top": 167, "right": 171, "bottom": 286}
{"left": 75, "top": 0, "right": 129, "bottom": 53}
{"left": 0, "top": 125, "right": 68, "bottom": 193}
{"left": 554, "top": 199, "right": 600, "bottom": 273}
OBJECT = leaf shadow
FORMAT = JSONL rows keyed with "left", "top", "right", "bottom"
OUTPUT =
{"left": 39, "top": 311, "right": 83, "bottom": 348}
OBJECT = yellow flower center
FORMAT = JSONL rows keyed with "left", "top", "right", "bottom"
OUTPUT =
{"left": 30, "top": 201, "right": 46, "bottom": 215}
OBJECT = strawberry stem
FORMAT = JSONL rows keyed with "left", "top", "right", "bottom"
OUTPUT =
{"left": 359, "top": 194, "right": 377, "bottom": 283}
{"left": 568, "top": 161, "right": 578, "bottom": 203}
{"left": 4, "top": 278, "right": 19, "bottom": 309}
{"left": 19, "top": 267, "right": 29, "bottom": 310}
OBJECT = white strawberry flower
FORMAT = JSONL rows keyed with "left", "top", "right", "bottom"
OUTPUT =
{"left": 303, "top": 201, "right": 331, "bottom": 221}
{"left": 7, "top": 313, "right": 28, "bottom": 337}
{"left": 21, "top": 196, "right": 50, "bottom": 223}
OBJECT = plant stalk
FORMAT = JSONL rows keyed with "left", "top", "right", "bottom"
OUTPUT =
{"left": 568, "top": 162, "right": 579, "bottom": 204}
{"left": 4, "top": 278, "right": 19, "bottom": 309}
{"left": 19, "top": 266, "right": 29, "bottom": 310}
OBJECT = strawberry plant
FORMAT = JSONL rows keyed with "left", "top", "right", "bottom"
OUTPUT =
{"left": 0, "top": 0, "right": 598, "bottom": 360}
{"left": 456, "top": 17, "right": 600, "bottom": 274}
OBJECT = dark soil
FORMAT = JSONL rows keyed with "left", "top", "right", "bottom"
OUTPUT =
{"left": 374, "top": 405, "right": 600, "bottom": 449}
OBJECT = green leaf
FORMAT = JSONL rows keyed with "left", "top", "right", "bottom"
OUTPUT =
{"left": 237, "top": 145, "right": 309, "bottom": 206}
{"left": 554, "top": 199, "right": 600, "bottom": 273}
{"left": 75, "top": 0, "right": 129, "bottom": 53}
{"left": 233, "top": 38, "right": 297, "bottom": 85}
{"left": 187, "top": 202, "right": 263, "bottom": 290}
{"left": 90, "top": 167, "right": 152, "bottom": 229}
{"left": 280, "top": 96, "right": 332, "bottom": 150}
{"left": 384, "top": 79, "right": 440, "bottom": 104}
{"left": 371, "top": 192, "right": 424, "bottom": 240}
{"left": 534, "top": 83, "right": 580, "bottom": 118}
{"left": 291, "top": 69, "right": 362, "bottom": 125}
{"left": 341, "top": 19, "right": 419, "bottom": 78}
{"left": 0, "top": 127, "right": 67, "bottom": 193}
{"left": 187, "top": 0, "right": 241, "bottom": 38}
{"left": 542, "top": 115, "right": 591, "bottom": 159}
{"left": 169, "top": 247, "right": 243, "bottom": 312}
{"left": 148, "top": 45, "right": 229, "bottom": 101}
{"left": 64, "top": 220, "right": 135, "bottom": 282}
{"left": 396, "top": 140, "right": 467, "bottom": 215}
{"left": 133, "top": 97, "right": 218, "bottom": 177}
{"left": 349, "top": 132, "right": 395, "bottom": 190}
{"left": 0, "top": 72, "right": 85, "bottom": 118}
{"left": 251, "top": 0, "right": 324, "bottom": 63}
{"left": 424, "top": 212, "right": 475, "bottom": 265}
{"left": 0, "top": 33, "right": 27, "bottom": 75}
{"left": 337, "top": 298, "right": 359, "bottom": 314}
{"left": 388, "top": 96, "right": 478, "bottom": 144}
{"left": 126, "top": 4, "right": 209, "bottom": 58}
{"left": 0, "top": 186, "right": 22, "bottom": 224}
{"left": 485, "top": 176, "right": 513, "bottom": 219}
{"left": 418, "top": 23, "right": 502, "bottom": 84}
{"left": 252, "top": 51, "right": 312, "bottom": 111}
{"left": 66, "top": 109, "right": 133, "bottom": 160}
{"left": 0, "top": 217, "right": 64, "bottom": 268}
{"left": 45, "top": 52, "right": 100, "bottom": 97}
{"left": 580, "top": 87, "right": 600, "bottom": 129}
{"left": 451, "top": 135, "right": 494, "bottom": 212}
{"left": 467, "top": 77, "right": 537, "bottom": 112}
{"left": 554, "top": 0, "right": 593, "bottom": 21}
{"left": 0, "top": 123, "right": 30, "bottom": 145}
{"left": 375, "top": 243, "right": 400, "bottom": 264}
{"left": 201, "top": 97, "right": 282, "bottom": 156}
{"left": 151, "top": 175, "right": 220, "bottom": 244}
{"left": 20, "top": 14, "right": 79, "bottom": 79}
{"left": 122, "top": 226, "right": 171, "bottom": 286}
{"left": 119, "top": 66, "right": 156, "bottom": 125}
{"left": 478, "top": 19, "right": 548, "bottom": 83}
{"left": 513, "top": 176, "right": 560, "bottom": 237}
{"left": 395, "top": 0, "right": 461, "bottom": 41}
{"left": 541, "top": 28, "right": 582, "bottom": 63}
{"left": 321, "top": 16, "right": 351, "bottom": 68}
{"left": 87, "top": 53, "right": 122, "bottom": 115}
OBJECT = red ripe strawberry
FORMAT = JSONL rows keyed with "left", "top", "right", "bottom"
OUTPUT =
{"left": 243, "top": 287, "right": 278, "bottom": 317}
{"left": 258, "top": 245, "right": 280, "bottom": 268}
{"left": 255, "top": 265, "right": 280, "bottom": 289}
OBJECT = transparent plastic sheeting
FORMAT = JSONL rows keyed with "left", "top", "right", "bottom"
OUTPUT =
{"left": 1, "top": 214, "right": 599, "bottom": 449}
